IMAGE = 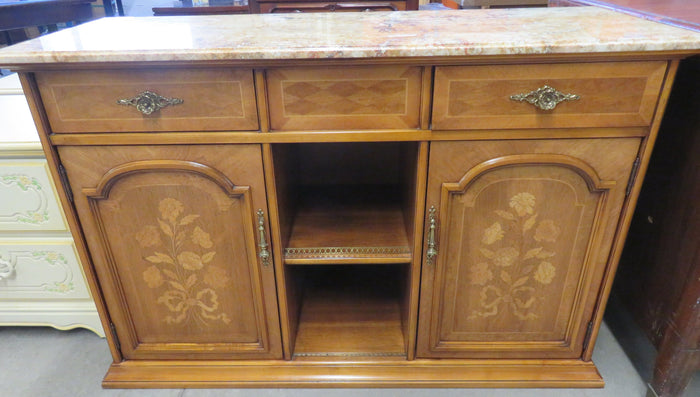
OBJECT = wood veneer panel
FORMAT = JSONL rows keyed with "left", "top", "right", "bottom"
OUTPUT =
{"left": 418, "top": 138, "right": 641, "bottom": 359}
{"left": 432, "top": 61, "right": 667, "bottom": 130}
{"left": 267, "top": 66, "right": 422, "bottom": 131}
{"left": 58, "top": 145, "right": 282, "bottom": 360}
{"left": 37, "top": 69, "right": 258, "bottom": 133}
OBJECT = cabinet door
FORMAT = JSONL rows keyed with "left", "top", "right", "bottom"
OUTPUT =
{"left": 59, "top": 145, "right": 282, "bottom": 360}
{"left": 417, "top": 139, "right": 640, "bottom": 359}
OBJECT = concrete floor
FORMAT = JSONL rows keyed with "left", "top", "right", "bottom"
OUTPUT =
{"left": 2, "top": 296, "right": 698, "bottom": 397}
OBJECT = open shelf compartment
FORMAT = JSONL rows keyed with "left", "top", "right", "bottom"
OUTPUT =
{"left": 289, "top": 265, "right": 407, "bottom": 358}
{"left": 272, "top": 142, "right": 420, "bottom": 265}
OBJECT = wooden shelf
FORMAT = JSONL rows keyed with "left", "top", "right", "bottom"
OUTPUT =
{"left": 292, "top": 266, "right": 406, "bottom": 358}
{"left": 284, "top": 186, "right": 412, "bottom": 264}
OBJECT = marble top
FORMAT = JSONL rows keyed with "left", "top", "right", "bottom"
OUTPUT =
{"left": 1, "top": 7, "right": 700, "bottom": 65}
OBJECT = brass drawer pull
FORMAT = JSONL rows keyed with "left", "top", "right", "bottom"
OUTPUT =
{"left": 117, "top": 90, "right": 183, "bottom": 115}
{"left": 426, "top": 206, "right": 438, "bottom": 266}
{"left": 510, "top": 85, "right": 580, "bottom": 110}
{"left": 256, "top": 209, "right": 271, "bottom": 267}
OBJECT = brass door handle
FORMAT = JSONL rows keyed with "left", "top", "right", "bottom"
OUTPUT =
{"left": 117, "top": 90, "right": 183, "bottom": 115}
{"left": 510, "top": 85, "right": 580, "bottom": 110}
{"left": 256, "top": 209, "right": 271, "bottom": 267}
{"left": 426, "top": 206, "right": 438, "bottom": 266}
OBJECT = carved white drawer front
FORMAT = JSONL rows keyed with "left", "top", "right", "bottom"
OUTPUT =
{"left": 0, "top": 159, "right": 67, "bottom": 231}
{"left": 0, "top": 239, "right": 90, "bottom": 300}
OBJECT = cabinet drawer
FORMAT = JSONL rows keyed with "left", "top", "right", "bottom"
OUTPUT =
{"left": 267, "top": 66, "right": 422, "bottom": 130}
{"left": 432, "top": 62, "right": 667, "bottom": 130}
{"left": 0, "top": 239, "right": 91, "bottom": 300}
{"left": 36, "top": 69, "right": 259, "bottom": 133}
{"left": 0, "top": 159, "right": 67, "bottom": 231}
{"left": 260, "top": 2, "right": 405, "bottom": 13}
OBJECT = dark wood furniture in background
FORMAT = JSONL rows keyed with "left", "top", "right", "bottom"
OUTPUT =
{"left": 616, "top": 53, "right": 700, "bottom": 397}
{"left": 153, "top": 3, "right": 249, "bottom": 16}
{"left": 248, "top": 0, "right": 418, "bottom": 13}
{"left": 550, "top": 1, "right": 700, "bottom": 396}
{"left": 0, "top": 0, "right": 95, "bottom": 45}
{"left": 447, "top": 0, "right": 547, "bottom": 8}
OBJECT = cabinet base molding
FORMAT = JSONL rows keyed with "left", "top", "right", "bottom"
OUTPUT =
{"left": 103, "top": 359, "right": 603, "bottom": 388}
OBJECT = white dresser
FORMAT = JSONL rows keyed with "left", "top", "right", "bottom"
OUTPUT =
{"left": 0, "top": 73, "right": 103, "bottom": 336}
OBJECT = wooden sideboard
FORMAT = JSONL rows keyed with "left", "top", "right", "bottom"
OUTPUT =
{"left": 1, "top": 8, "right": 699, "bottom": 388}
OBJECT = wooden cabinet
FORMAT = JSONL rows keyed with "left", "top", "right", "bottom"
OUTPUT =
{"left": 6, "top": 11, "right": 695, "bottom": 383}
{"left": 417, "top": 139, "right": 639, "bottom": 359}
{"left": 58, "top": 145, "right": 282, "bottom": 360}
{"left": 20, "top": 60, "right": 672, "bottom": 386}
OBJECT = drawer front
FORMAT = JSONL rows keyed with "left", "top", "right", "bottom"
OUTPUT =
{"left": 267, "top": 66, "right": 422, "bottom": 130}
{"left": 36, "top": 69, "right": 259, "bottom": 133}
{"left": 0, "top": 239, "right": 91, "bottom": 300}
{"left": 260, "top": 2, "right": 405, "bottom": 13}
{"left": 432, "top": 62, "right": 667, "bottom": 130}
{"left": 0, "top": 159, "right": 67, "bottom": 231}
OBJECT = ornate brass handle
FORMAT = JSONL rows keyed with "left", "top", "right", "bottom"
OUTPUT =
{"left": 510, "top": 85, "right": 580, "bottom": 111}
{"left": 256, "top": 209, "right": 271, "bottom": 267}
{"left": 426, "top": 206, "right": 438, "bottom": 266}
{"left": 117, "top": 90, "right": 183, "bottom": 115}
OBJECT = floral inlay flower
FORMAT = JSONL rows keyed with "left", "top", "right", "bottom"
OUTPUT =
{"left": 482, "top": 222, "right": 504, "bottom": 245}
{"left": 178, "top": 251, "right": 204, "bottom": 271}
{"left": 470, "top": 263, "right": 494, "bottom": 286}
{"left": 493, "top": 247, "right": 519, "bottom": 267}
{"left": 533, "top": 261, "right": 556, "bottom": 284}
{"left": 135, "top": 225, "right": 161, "bottom": 247}
{"left": 139, "top": 198, "right": 227, "bottom": 326}
{"left": 192, "top": 226, "right": 213, "bottom": 248}
{"left": 158, "top": 198, "right": 184, "bottom": 223}
{"left": 469, "top": 192, "right": 560, "bottom": 321}
{"left": 509, "top": 192, "right": 536, "bottom": 217}
{"left": 534, "top": 220, "right": 560, "bottom": 242}
{"left": 143, "top": 265, "right": 164, "bottom": 288}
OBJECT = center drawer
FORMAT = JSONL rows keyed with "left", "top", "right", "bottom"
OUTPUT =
{"left": 266, "top": 66, "right": 423, "bottom": 131}
{"left": 36, "top": 68, "right": 259, "bottom": 133}
{"left": 432, "top": 61, "right": 667, "bottom": 130}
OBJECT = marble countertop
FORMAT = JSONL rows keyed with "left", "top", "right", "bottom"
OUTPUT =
{"left": 1, "top": 7, "right": 700, "bottom": 65}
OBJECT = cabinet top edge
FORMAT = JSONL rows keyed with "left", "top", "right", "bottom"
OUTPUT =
{"left": 1, "top": 8, "right": 700, "bottom": 67}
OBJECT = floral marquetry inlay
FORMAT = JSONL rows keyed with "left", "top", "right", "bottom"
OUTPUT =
{"left": 468, "top": 192, "right": 561, "bottom": 321}
{"left": 135, "top": 198, "right": 231, "bottom": 325}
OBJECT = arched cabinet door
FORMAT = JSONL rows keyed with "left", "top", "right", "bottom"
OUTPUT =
{"left": 58, "top": 145, "right": 282, "bottom": 360}
{"left": 417, "top": 139, "right": 640, "bottom": 359}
